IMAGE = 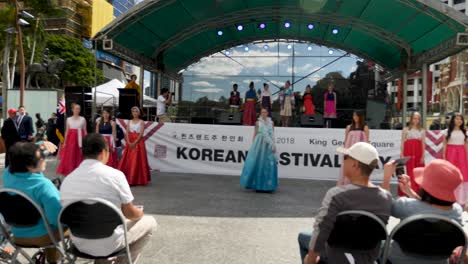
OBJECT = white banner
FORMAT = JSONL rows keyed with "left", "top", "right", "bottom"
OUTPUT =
{"left": 117, "top": 120, "right": 412, "bottom": 181}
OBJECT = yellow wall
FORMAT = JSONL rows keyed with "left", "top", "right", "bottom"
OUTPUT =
{"left": 91, "top": 0, "right": 114, "bottom": 37}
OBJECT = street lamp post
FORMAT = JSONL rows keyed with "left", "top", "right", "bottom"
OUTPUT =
{"left": 15, "top": 0, "right": 26, "bottom": 106}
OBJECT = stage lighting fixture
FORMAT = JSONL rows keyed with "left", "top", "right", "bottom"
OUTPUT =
{"left": 217, "top": 30, "right": 223, "bottom": 36}
{"left": 244, "top": 46, "right": 249, "bottom": 52}
{"left": 263, "top": 44, "right": 269, "bottom": 50}
{"left": 328, "top": 49, "right": 334, "bottom": 54}
{"left": 287, "top": 44, "right": 292, "bottom": 49}
{"left": 284, "top": 22, "right": 291, "bottom": 28}
{"left": 237, "top": 25, "right": 244, "bottom": 31}
{"left": 259, "top": 23, "right": 266, "bottom": 29}
{"left": 307, "top": 46, "right": 312, "bottom": 51}
{"left": 307, "top": 24, "right": 314, "bottom": 30}
{"left": 332, "top": 28, "right": 339, "bottom": 34}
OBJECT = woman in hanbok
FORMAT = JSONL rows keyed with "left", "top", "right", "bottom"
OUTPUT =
{"left": 400, "top": 112, "right": 425, "bottom": 196}
{"left": 323, "top": 84, "right": 337, "bottom": 128}
{"left": 240, "top": 108, "right": 278, "bottom": 192}
{"left": 302, "top": 85, "right": 315, "bottom": 115}
{"left": 119, "top": 106, "right": 151, "bottom": 186}
{"left": 96, "top": 109, "right": 118, "bottom": 168}
{"left": 443, "top": 113, "right": 468, "bottom": 182}
{"left": 260, "top": 83, "right": 273, "bottom": 117}
{"left": 279, "top": 80, "right": 295, "bottom": 127}
{"left": 56, "top": 103, "right": 87, "bottom": 176}
{"left": 243, "top": 82, "right": 257, "bottom": 126}
{"left": 337, "top": 110, "right": 369, "bottom": 186}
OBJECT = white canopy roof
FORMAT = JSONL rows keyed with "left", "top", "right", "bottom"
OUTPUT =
{"left": 92, "top": 79, "right": 157, "bottom": 107}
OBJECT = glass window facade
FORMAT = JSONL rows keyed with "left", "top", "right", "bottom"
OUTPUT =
{"left": 113, "top": 0, "right": 135, "bottom": 17}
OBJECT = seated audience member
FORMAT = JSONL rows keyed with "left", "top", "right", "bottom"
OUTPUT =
{"left": 2, "top": 142, "right": 61, "bottom": 263}
{"left": 298, "top": 142, "right": 393, "bottom": 264}
{"left": 60, "top": 133, "right": 157, "bottom": 263}
{"left": 381, "top": 159, "right": 463, "bottom": 264}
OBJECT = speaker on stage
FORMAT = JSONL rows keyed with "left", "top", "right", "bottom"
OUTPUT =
{"left": 118, "top": 88, "right": 139, "bottom": 119}
{"left": 64, "top": 86, "right": 92, "bottom": 132}
{"left": 300, "top": 113, "right": 323, "bottom": 127}
{"left": 218, "top": 112, "right": 242, "bottom": 125}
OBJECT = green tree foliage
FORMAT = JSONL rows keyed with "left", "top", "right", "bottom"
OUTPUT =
{"left": 45, "top": 34, "right": 103, "bottom": 86}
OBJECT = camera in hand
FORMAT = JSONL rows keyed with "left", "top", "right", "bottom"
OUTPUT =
{"left": 393, "top": 157, "right": 410, "bottom": 178}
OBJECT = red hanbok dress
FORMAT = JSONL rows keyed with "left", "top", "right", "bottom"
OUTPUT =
{"left": 56, "top": 116, "right": 86, "bottom": 176}
{"left": 446, "top": 130, "right": 468, "bottom": 182}
{"left": 243, "top": 89, "right": 257, "bottom": 126}
{"left": 303, "top": 92, "right": 315, "bottom": 115}
{"left": 98, "top": 121, "right": 118, "bottom": 168}
{"left": 118, "top": 120, "right": 151, "bottom": 186}
{"left": 400, "top": 128, "right": 425, "bottom": 196}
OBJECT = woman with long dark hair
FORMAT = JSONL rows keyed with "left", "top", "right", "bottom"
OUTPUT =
{"left": 302, "top": 85, "right": 315, "bottom": 115}
{"left": 96, "top": 109, "right": 118, "bottom": 168}
{"left": 400, "top": 112, "right": 425, "bottom": 196}
{"left": 337, "top": 110, "right": 369, "bottom": 185}
{"left": 118, "top": 106, "right": 151, "bottom": 186}
{"left": 443, "top": 113, "right": 468, "bottom": 181}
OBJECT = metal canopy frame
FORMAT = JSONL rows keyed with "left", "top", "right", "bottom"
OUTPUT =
{"left": 93, "top": 0, "right": 468, "bottom": 80}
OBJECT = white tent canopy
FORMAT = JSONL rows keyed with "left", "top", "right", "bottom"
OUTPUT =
{"left": 92, "top": 79, "right": 157, "bottom": 107}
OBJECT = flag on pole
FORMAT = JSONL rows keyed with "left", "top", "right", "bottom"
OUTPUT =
{"left": 56, "top": 96, "right": 66, "bottom": 143}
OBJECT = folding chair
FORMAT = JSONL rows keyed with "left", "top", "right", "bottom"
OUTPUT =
{"left": 381, "top": 213, "right": 467, "bottom": 264}
{"left": 58, "top": 198, "right": 132, "bottom": 264}
{"left": 0, "top": 188, "right": 65, "bottom": 264}
{"left": 323, "top": 210, "right": 388, "bottom": 264}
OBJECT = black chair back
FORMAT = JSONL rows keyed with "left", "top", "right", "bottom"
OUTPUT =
{"left": 393, "top": 217, "right": 465, "bottom": 257}
{"left": 60, "top": 201, "right": 122, "bottom": 239}
{"left": 327, "top": 210, "right": 388, "bottom": 251}
{"left": 0, "top": 192, "right": 41, "bottom": 228}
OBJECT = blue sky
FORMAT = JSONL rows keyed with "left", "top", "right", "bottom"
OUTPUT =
{"left": 181, "top": 41, "right": 361, "bottom": 102}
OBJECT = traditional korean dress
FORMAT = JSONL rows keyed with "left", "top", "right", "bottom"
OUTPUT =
{"left": 56, "top": 116, "right": 86, "bottom": 176}
{"left": 98, "top": 121, "right": 118, "bottom": 168}
{"left": 400, "top": 128, "right": 425, "bottom": 196}
{"left": 242, "top": 89, "right": 257, "bottom": 126}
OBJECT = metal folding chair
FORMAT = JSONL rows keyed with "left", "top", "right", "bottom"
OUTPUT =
{"left": 0, "top": 188, "right": 66, "bottom": 264}
{"left": 381, "top": 213, "right": 467, "bottom": 264}
{"left": 58, "top": 198, "right": 132, "bottom": 264}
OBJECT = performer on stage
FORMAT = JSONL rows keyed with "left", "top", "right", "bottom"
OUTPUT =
{"left": 242, "top": 82, "right": 257, "bottom": 126}
{"left": 337, "top": 110, "right": 369, "bottom": 185}
{"left": 240, "top": 108, "right": 278, "bottom": 192}
{"left": 96, "top": 109, "right": 118, "bottom": 168}
{"left": 443, "top": 113, "right": 468, "bottom": 181}
{"left": 260, "top": 83, "right": 273, "bottom": 117}
{"left": 279, "top": 80, "right": 295, "bottom": 127}
{"left": 399, "top": 112, "right": 425, "bottom": 196}
{"left": 125, "top": 74, "right": 141, "bottom": 107}
{"left": 323, "top": 84, "right": 337, "bottom": 128}
{"left": 56, "top": 103, "right": 87, "bottom": 176}
{"left": 119, "top": 106, "right": 151, "bottom": 186}
{"left": 302, "top": 85, "right": 315, "bottom": 115}
{"left": 1, "top": 108, "right": 20, "bottom": 168}
{"left": 229, "top": 84, "right": 241, "bottom": 113}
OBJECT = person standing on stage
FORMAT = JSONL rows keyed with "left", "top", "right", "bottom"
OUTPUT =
{"left": 56, "top": 103, "right": 87, "bottom": 176}
{"left": 260, "top": 83, "right": 273, "bottom": 117}
{"left": 229, "top": 84, "right": 241, "bottom": 113}
{"left": 1, "top": 108, "right": 20, "bottom": 167}
{"left": 337, "top": 110, "right": 369, "bottom": 186}
{"left": 125, "top": 74, "right": 141, "bottom": 107}
{"left": 399, "top": 111, "right": 425, "bottom": 196}
{"left": 156, "top": 88, "right": 173, "bottom": 123}
{"left": 119, "top": 106, "right": 151, "bottom": 186}
{"left": 323, "top": 84, "right": 337, "bottom": 128}
{"left": 279, "top": 80, "right": 295, "bottom": 127}
{"left": 443, "top": 113, "right": 468, "bottom": 182}
{"left": 17, "top": 106, "right": 34, "bottom": 142}
{"left": 242, "top": 82, "right": 257, "bottom": 126}
{"left": 240, "top": 108, "right": 278, "bottom": 193}
{"left": 96, "top": 109, "right": 118, "bottom": 168}
{"left": 302, "top": 85, "right": 315, "bottom": 115}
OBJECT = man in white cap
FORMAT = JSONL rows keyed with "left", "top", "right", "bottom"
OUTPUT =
{"left": 298, "top": 142, "right": 393, "bottom": 264}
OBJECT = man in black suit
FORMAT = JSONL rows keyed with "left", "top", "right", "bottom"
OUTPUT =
{"left": 1, "top": 108, "right": 20, "bottom": 167}
{"left": 16, "top": 106, "right": 34, "bottom": 142}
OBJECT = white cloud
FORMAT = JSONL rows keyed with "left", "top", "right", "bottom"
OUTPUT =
{"left": 193, "top": 88, "right": 224, "bottom": 93}
{"left": 189, "top": 81, "right": 215, "bottom": 87}
{"left": 242, "top": 79, "right": 262, "bottom": 85}
{"left": 287, "top": 63, "right": 320, "bottom": 74}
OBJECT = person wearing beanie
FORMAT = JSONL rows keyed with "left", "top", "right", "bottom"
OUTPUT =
{"left": 382, "top": 159, "right": 464, "bottom": 264}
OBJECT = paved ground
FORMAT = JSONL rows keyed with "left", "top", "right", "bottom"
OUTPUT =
{"left": 0, "top": 155, "right": 466, "bottom": 264}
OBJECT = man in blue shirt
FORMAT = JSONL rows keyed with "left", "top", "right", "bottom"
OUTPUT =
{"left": 2, "top": 142, "right": 61, "bottom": 263}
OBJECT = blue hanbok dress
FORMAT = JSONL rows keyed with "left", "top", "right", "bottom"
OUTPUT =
{"left": 240, "top": 117, "right": 278, "bottom": 192}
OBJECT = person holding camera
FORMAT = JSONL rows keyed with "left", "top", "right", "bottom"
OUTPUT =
{"left": 156, "top": 88, "right": 172, "bottom": 123}
{"left": 381, "top": 159, "right": 463, "bottom": 264}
